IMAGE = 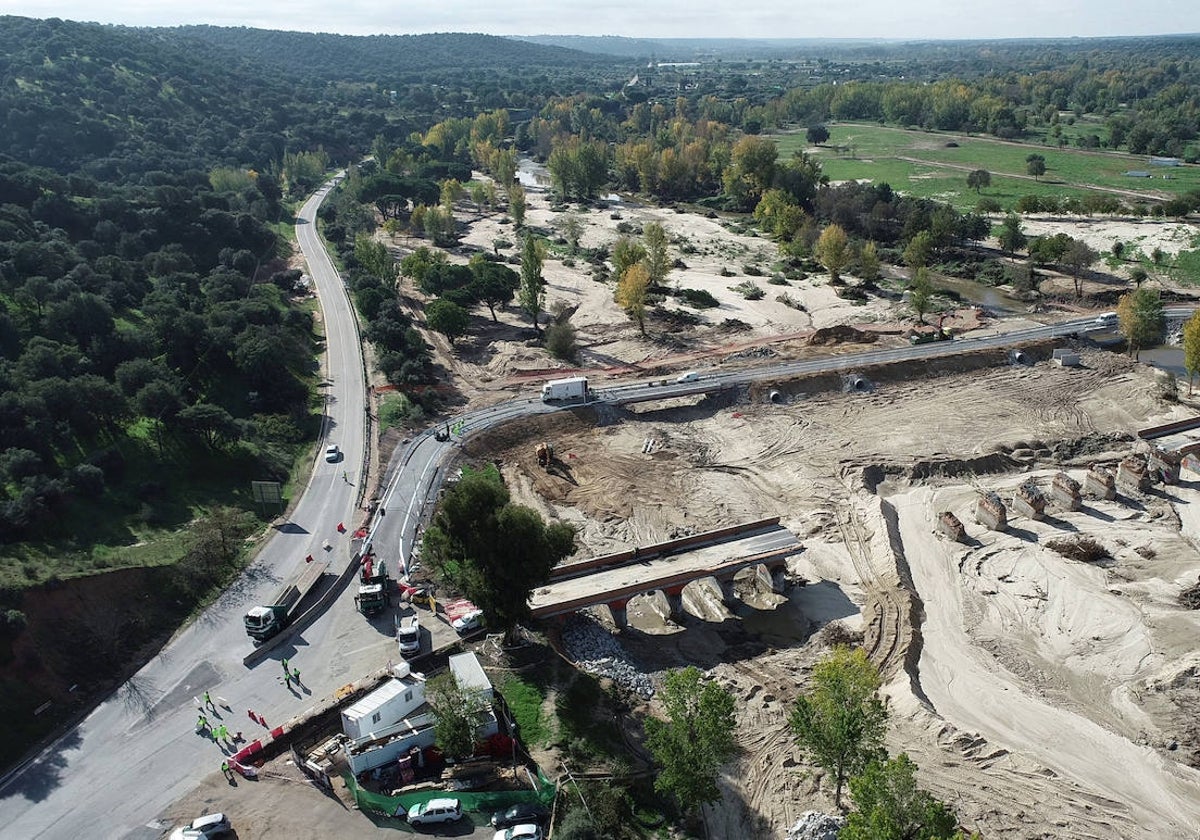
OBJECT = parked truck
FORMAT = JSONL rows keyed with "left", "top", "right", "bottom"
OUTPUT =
{"left": 396, "top": 613, "right": 421, "bottom": 656}
{"left": 541, "top": 376, "right": 588, "bottom": 403}
{"left": 243, "top": 554, "right": 330, "bottom": 644}
{"left": 355, "top": 554, "right": 391, "bottom": 616}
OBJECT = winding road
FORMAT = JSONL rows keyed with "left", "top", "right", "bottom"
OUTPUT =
{"left": 0, "top": 170, "right": 1190, "bottom": 840}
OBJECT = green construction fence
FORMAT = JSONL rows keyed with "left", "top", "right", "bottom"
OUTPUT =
{"left": 343, "top": 766, "right": 556, "bottom": 820}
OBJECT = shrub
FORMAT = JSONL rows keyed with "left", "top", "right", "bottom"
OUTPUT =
{"left": 1045, "top": 536, "right": 1109, "bottom": 563}
{"left": 678, "top": 288, "right": 719, "bottom": 308}
{"left": 743, "top": 264, "right": 764, "bottom": 276}
{"left": 545, "top": 321, "right": 578, "bottom": 361}
{"left": 768, "top": 274, "right": 789, "bottom": 285}
{"left": 719, "top": 266, "right": 736, "bottom": 277}
{"left": 731, "top": 281, "right": 765, "bottom": 300}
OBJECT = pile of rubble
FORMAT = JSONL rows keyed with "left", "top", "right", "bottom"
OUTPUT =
{"left": 785, "top": 811, "right": 844, "bottom": 840}
{"left": 561, "top": 613, "right": 655, "bottom": 699}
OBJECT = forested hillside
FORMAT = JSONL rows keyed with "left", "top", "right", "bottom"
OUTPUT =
{"left": 174, "top": 26, "right": 615, "bottom": 81}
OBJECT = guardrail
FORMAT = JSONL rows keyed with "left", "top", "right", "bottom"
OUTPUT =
{"left": 547, "top": 516, "right": 782, "bottom": 582}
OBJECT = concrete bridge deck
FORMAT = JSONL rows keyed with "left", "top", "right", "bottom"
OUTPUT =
{"left": 530, "top": 521, "right": 802, "bottom": 623}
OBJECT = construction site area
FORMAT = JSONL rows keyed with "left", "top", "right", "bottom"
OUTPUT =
{"left": 459, "top": 340, "right": 1200, "bottom": 839}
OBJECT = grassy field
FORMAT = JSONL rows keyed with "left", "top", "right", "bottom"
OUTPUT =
{"left": 774, "top": 123, "right": 1200, "bottom": 211}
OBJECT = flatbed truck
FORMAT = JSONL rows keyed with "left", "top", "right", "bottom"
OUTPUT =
{"left": 243, "top": 555, "right": 330, "bottom": 644}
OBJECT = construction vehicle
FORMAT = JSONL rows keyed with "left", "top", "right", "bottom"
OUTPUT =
{"left": 535, "top": 441, "right": 554, "bottom": 469}
{"left": 540, "top": 376, "right": 588, "bottom": 403}
{"left": 396, "top": 612, "right": 421, "bottom": 656}
{"left": 355, "top": 553, "right": 391, "bottom": 616}
{"left": 243, "top": 554, "right": 330, "bottom": 644}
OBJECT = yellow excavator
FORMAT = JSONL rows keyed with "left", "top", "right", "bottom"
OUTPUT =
{"left": 535, "top": 441, "right": 554, "bottom": 469}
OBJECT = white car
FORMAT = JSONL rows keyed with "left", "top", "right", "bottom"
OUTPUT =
{"left": 494, "top": 824, "right": 544, "bottom": 840}
{"left": 325, "top": 444, "right": 341, "bottom": 462}
{"left": 406, "top": 797, "right": 463, "bottom": 825}
{"left": 169, "top": 813, "right": 231, "bottom": 840}
{"left": 451, "top": 610, "right": 484, "bottom": 634}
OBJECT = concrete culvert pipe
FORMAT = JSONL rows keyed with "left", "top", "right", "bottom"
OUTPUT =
{"left": 848, "top": 374, "right": 871, "bottom": 392}
{"left": 768, "top": 390, "right": 785, "bottom": 404}
{"left": 1010, "top": 350, "right": 1027, "bottom": 364}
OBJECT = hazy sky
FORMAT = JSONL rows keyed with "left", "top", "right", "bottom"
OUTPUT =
{"left": 4, "top": 0, "right": 1198, "bottom": 40}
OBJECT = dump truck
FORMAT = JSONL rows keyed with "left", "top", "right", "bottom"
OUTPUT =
{"left": 243, "top": 554, "right": 330, "bottom": 644}
{"left": 541, "top": 376, "right": 588, "bottom": 403}
{"left": 355, "top": 554, "right": 391, "bottom": 616}
{"left": 396, "top": 613, "right": 421, "bottom": 656}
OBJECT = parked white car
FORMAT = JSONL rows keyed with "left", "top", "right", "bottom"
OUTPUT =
{"left": 493, "top": 824, "right": 544, "bottom": 840}
{"left": 406, "top": 797, "right": 463, "bottom": 826}
{"left": 169, "top": 813, "right": 231, "bottom": 840}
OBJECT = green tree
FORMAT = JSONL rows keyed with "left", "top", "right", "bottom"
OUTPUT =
{"left": 910, "top": 268, "right": 934, "bottom": 323}
{"left": 643, "top": 222, "right": 671, "bottom": 287}
{"left": 616, "top": 262, "right": 651, "bottom": 335}
{"left": 858, "top": 241, "right": 881, "bottom": 283}
{"left": 806, "top": 124, "right": 831, "bottom": 145}
{"left": 422, "top": 468, "right": 574, "bottom": 634}
{"left": 1117, "top": 287, "right": 1165, "bottom": 359}
{"left": 557, "top": 214, "right": 584, "bottom": 254}
{"left": 509, "top": 183, "right": 527, "bottom": 228}
{"left": 966, "top": 169, "right": 991, "bottom": 193}
{"left": 177, "top": 403, "right": 238, "bottom": 449}
{"left": 790, "top": 646, "right": 888, "bottom": 808}
{"left": 611, "top": 236, "right": 648, "bottom": 285}
{"left": 903, "top": 230, "right": 934, "bottom": 272}
{"left": 841, "top": 754, "right": 961, "bottom": 840}
{"left": 1184, "top": 312, "right": 1200, "bottom": 394}
{"left": 425, "top": 299, "right": 469, "bottom": 344}
{"left": 1025, "top": 154, "right": 1046, "bottom": 180}
{"left": 519, "top": 234, "right": 546, "bottom": 335}
{"left": 400, "top": 246, "right": 448, "bottom": 287}
{"left": 1130, "top": 266, "right": 1149, "bottom": 287}
{"left": 815, "top": 223, "right": 851, "bottom": 284}
{"left": 469, "top": 260, "right": 520, "bottom": 322}
{"left": 997, "top": 214, "right": 1027, "bottom": 256}
{"left": 644, "top": 666, "right": 737, "bottom": 812}
{"left": 1062, "top": 238, "right": 1098, "bottom": 297}
{"left": 355, "top": 234, "right": 396, "bottom": 282}
{"left": 426, "top": 672, "right": 484, "bottom": 760}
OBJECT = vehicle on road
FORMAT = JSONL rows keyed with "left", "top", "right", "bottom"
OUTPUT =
{"left": 1095, "top": 312, "right": 1118, "bottom": 326}
{"left": 168, "top": 813, "right": 231, "bottom": 840}
{"left": 491, "top": 803, "right": 550, "bottom": 828}
{"left": 396, "top": 612, "right": 421, "bottom": 656}
{"left": 243, "top": 555, "right": 330, "bottom": 644}
{"left": 675, "top": 370, "right": 699, "bottom": 383}
{"left": 540, "top": 375, "right": 588, "bottom": 402}
{"left": 493, "top": 824, "right": 543, "bottom": 840}
{"left": 355, "top": 554, "right": 390, "bottom": 616}
{"left": 325, "top": 444, "right": 341, "bottom": 462}
{"left": 406, "top": 798, "right": 463, "bottom": 826}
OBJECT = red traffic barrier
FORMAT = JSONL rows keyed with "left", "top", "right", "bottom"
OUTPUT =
{"left": 336, "top": 522, "right": 346, "bottom": 533}
{"left": 247, "top": 709, "right": 257, "bottom": 722}
{"left": 305, "top": 554, "right": 314, "bottom": 563}
{"left": 270, "top": 726, "right": 284, "bottom": 739}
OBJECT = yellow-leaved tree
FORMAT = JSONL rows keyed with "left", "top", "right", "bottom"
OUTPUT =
{"left": 616, "top": 262, "right": 651, "bottom": 335}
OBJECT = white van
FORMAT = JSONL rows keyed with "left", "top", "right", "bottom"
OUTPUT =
{"left": 1094, "top": 312, "right": 1118, "bottom": 326}
{"left": 676, "top": 370, "right": 700, "bottom": 383}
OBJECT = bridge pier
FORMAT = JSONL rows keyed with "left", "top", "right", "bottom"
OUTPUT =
{"left": 663, "top": 585, "right": 685, "bottom": 622}
{"left": 604, "top": 598, "right": 629, "bottom": 630}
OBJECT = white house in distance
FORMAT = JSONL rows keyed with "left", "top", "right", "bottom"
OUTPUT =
{"left": 341, "top": 654, "right": 499, "bottom": 776}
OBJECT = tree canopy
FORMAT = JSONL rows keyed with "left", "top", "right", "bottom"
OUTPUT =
{"left": 421, "top": 466, "right": 575, "bottom": 634}
{"left": 1116, "top": 288, "right": 1165, "bottom": 359}
{"left": 790, "top": 646, "right": 889, "bottom": 808}
{"left": 644, "top": 666, "right": 738, "bottom": 811}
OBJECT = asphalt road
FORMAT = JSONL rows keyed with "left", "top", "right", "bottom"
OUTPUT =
{"left": 0, "top": 177, "right": 374, "bottom": 840}
{"left": 0, "top": 162, "right": 1190, "bottom": 840}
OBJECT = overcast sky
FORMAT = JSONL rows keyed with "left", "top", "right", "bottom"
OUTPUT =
{"left": 4, "top": 0, "right": 1198, "bottom": 40}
